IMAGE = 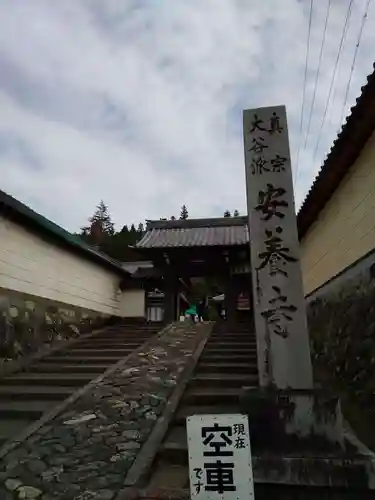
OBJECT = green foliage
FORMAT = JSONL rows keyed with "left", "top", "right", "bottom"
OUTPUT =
{"left": 77, "top": 201, "right": 145, "bottom": 261}
{"left": 180, "top": 204, "right": 188, "bottom": 219}
{"left": 89, "top": 200, "right": 114, "bottom": 235}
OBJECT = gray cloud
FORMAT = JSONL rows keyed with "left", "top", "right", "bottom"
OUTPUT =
{"left": 0, "top": 0, "right": 374, "bottom": 231}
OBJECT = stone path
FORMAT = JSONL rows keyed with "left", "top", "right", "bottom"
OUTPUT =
{"left": 0, "top": 322, "right": 211, "bottom": 499}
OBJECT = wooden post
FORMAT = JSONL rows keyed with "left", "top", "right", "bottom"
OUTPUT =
{"left": 243, "top": 105, "right": 313, "bottom": 390}
{"left": 164, "top": 272, "right": 177, "bottom": 324}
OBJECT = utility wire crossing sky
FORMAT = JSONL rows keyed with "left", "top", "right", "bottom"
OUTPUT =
{"left": 0, "top": 0, "right": 374, "bottom": 231}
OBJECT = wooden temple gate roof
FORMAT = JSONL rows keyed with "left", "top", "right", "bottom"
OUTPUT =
{"left": 136, "top": 216, "right": 249, "bottom": 249}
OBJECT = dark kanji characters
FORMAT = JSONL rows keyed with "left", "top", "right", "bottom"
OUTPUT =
{"left": 234, "top": 436, "right": 246, "bottom": 449}
{"left": 193, "top": 467, "right": 204, "bottom": 493}
{"left": 249, "top": 113, "right": 266, "bottom": 132}
{"left": 261, "top": 286, "right": 297, "bottom": 338}
{"left": 255, "top": 183, "right": 288, "bottom": 220}
{"left": 269, "top": 111, "right": 283, "bottom": 134}
{"left": 233, "top": 423, "right": 245, "bottom": 436}
{"left": 256, "top": 227, "right": 297, "bottom": 271}
{"left": 270, "top": 154, "right": 288, "bottom": 172}
{"left": 202, "top": 423, "right": 233, "bottom": 457}
{"left": 204, "top": 460, "right": 236, "bottom": 493}
{"left": 251, "top": 156, "right": 269, "bottom": 175}
{"left": 248, "top": 136, "right": 268, "bottom": 154}
{"left": 269, "top": 256, "right": 288, "bottom": 277}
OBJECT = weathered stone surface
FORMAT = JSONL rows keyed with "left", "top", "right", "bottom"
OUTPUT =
{"left": 96, "top": 490, "right": 115, "bottom": 500}
{"left": 28, "top": 460, "right": 47, "bottom": 474}
{"left": 0, "top": 290, "right": 109, "bottom": 363}
{"left": 6, "top": 447, "right": 30, "bottom": 462}
{"left": 17, "top": 485, "right": 42, "bottom": 499}
{"left": 307, "top": 276, "right": 375, "bottom": 449}
{"left": 0, "top": 486, "right": 13, "bottom": 500}
{"left": 115, "top": 441, "right": 140, "bottom": 451}
{"left": 121, "top": 430, "right": 139, "bottom": 440}
{"left": 41, "top": 465, "right": 64, "bottom": 482}
{"left": 5, "top": 478, "right": 22, "bottom": 491}
{"left": 0, "top": 322, "right": 211, "bottom": 498}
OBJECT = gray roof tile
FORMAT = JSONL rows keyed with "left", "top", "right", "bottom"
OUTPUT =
{"left": 136, "top": 218, "right": 249, "bottom": 248}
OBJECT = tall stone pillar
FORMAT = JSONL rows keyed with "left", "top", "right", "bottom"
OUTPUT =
{"left": 242, "top": 105, "right": 343, "bottom": 443}
{"left": 243, "top": 105, "right": 313, "bottom": 390}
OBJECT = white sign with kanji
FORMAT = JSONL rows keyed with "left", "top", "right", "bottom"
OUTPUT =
{"left": 187, "top": 414, "right": 254, "bottom": 500}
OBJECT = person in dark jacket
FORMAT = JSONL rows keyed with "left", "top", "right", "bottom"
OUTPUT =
{"left": 197, "top": 299, "right": 205, "bottom": 323}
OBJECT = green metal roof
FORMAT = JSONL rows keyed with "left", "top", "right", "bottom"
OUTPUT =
{"left": 0, "top": 189, "right": 129, "bottom": 277}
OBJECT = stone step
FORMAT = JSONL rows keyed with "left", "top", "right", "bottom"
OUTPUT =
{"left": 182, "top": 387, "right": 246, "bottom": 406}
{"left": 200, "top": 354, "right": 257, "bottom": 364}
{"left": 212, "top": 328, "right": 253, "bottom": 334}
{"left": 40, "top": 356, "right": 125, "bottom": 365}
{"left": 70, "top": 342, "right": 141, "bottom": 349}
{"left": 145, "top": 460, "right": 189, "bottom": 491}
{"left": 204, "top": 342, "right": 256, "bottom": 349}
{"left": 28, "top": 363, "right": 110, "bottom": 374}
{"left": 209, "top": 335, "right": 256, "bottom": 341}
{"left": 204, "top": 347, "right": 257, "bottom": 356}
{"left": 0, "top": 418, "right": 35, "bottom": 447}
{"left": 91, "top": 334, "right": 151, "bottom": 341}
{"left": 118, "top": 328, "right": 160, "bottom": 333}
{"left": 198, "top": 362, "right": 258, "bottom": 374}
{"left": 174, "top": 405, "right": 241, "bottom": 425}
{"left": 0, "top": 401, "right": 54, "bottom": 418}
{"left": 205, "top": 342, "right": 257, "bottom": 350}
{"left": 192, "top": 373, "right": 258, "bottom": 388}
{"left": 4, "top": 373, "right": 96, "bottom": 387}
{"left": 0, "top": 385, "right": 73, "bottom": 400}
{"left": 161, "top": 426, "right": 188, "bottom": 465}
{"left": 49, "top": 348, "right": 133, "bottom": 357}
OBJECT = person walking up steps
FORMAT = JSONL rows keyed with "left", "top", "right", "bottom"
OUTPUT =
{"left": 185, "top": 303, "right": 197, "bottom": 323}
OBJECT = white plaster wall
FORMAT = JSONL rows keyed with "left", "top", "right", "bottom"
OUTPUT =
{"left": 118, "top": 289, "right": 145, "bottom": 317}
{"left": 0, "top": 216, "right": 121, "bottom": 315}
{"left": 301, "top": 131, "right": 375, "bottom": 294}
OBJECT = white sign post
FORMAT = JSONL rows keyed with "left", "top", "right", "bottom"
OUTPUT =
{"left": 243, "top": 106, "right": 313, "bottom": 390}
{"left": 187, "top": 414, "right": 254, "bottom": 500}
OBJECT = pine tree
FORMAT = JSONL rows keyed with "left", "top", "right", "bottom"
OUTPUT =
{"left": 81, "top": 201, "right": 114, "bottom": 247}
{"left": 137, "top": 222, "right": 144, "bottom": 233}
{"left": 89, "top": 201, "right": 114, "bottom": 235}
{"left": 224, "top": 210, "right": 231, "bottom": 217}
{"left": 233, "top": 209, "right": 240, "bottom": 216}
{"left": 180, "top": 205, "right": 188, "bottom": 220}
{"left": 171, "top": 215, "right": 176, "bottom": 220}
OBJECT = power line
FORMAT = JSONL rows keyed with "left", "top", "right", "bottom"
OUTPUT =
{"left": 338, "top": 0, "right": 372, "bottom": 129}
{"left": 312, "top": 0, "right": 354, "bottom": 162}
{"left": 303, "top": 0, "right": 331, "bottom": 150}
{"left": 328, "top": 0, "right": 357, "bottom": 135}
{"left": 294, "top": 0, "right": 314, "bottom": 186}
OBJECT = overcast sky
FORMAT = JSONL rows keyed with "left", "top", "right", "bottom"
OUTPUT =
{"left": 0, "top": 0, "right": 374, "bottom": 232}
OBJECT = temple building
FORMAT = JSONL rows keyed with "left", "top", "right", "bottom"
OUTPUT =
{"left": 135, "top": 216, "right": 252, "bottom": 324}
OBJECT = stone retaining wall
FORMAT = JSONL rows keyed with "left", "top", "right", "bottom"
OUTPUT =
{"left": 0, "top": 289, "right": 110, "bottom": 365}
{"left": 306, "top": 256, "right": 375, "bottom": 449}
{"left": 0, "top": 321, "right": 212, "bottom": 500}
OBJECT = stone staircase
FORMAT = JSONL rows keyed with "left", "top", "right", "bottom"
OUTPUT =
{"left": 0, "top": 320, "right": 161, "bottom": 448}
{"left": 143, "top": 319, "right": 258, "bottom": 491}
